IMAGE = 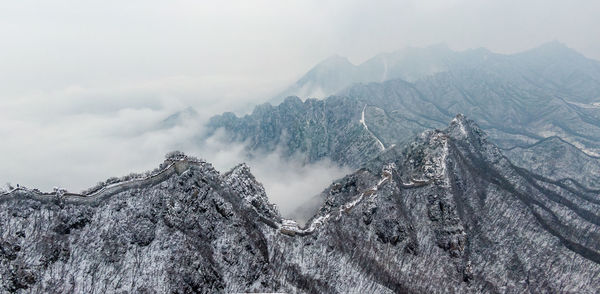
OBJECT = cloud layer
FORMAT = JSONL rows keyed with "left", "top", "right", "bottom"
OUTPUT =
{"left": 197, "top": 130, "right": 352, "bottom": 220}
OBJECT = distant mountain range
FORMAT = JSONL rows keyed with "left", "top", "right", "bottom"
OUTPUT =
{"left": 208, "top": 42, "right": 600, "bottom": 184}
{"left": 273, "top": 43, "right": 458, "bottom": 102}
{"left": 274, "top": 41, "right": 600, "bottom": 104}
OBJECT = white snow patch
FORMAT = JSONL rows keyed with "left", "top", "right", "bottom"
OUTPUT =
{"left": 451, "top": 116, "right": 467, "bottom": 136}
{"left": 565, "top": 100, "right": 600, "bottom": 109}
{"left": 359, "top": 104, "right": 368, "bottom": 129}
{"left": 360, "top": 104, "right": 385, "bottom": 150}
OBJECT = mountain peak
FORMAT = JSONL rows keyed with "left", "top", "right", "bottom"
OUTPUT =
{"left": 522, "top": 40, "right": 581, "bottom": 58}
{"left": 446, "top": 114, "right": 487, "bottom": 141}
{"left": 319, "top": 54, "right": 353, "bottom": 66}
{"left": 447, "top": 113, "right": 472, "bottom": 138}
{"left": 281, "top": 95, "right": 303, "bottom": 105}
{"left": 159, "top": 107, "right": 199, "bottom": 129}
{"left": 224, "top": 162, "right": 252, "bottom": 176}
{"left": 222, "top": 162, "right": 281, "bottom": 222}
{"left": 303, "top": 54, "right": 356, "bottom": 77}
{"left": 537, "top": 40, "right": 569, "bottom": 50}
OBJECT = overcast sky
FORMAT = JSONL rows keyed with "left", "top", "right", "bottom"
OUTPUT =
{"left": 1, "top": 0, "right": 599, "bottom": 213}
{"left": 2, "top": 0, "right": 599, "bottom": 99}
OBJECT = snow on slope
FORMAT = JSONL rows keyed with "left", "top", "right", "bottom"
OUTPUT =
{"left": 360, "top": 104, "right": 385, "bottom": 150}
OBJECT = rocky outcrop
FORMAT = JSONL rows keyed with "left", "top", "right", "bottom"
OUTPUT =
{"left": 207, "top": 96, "right": 384, "bottom": 167}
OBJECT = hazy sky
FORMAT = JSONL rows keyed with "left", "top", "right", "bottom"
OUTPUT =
{"left": 2, "top": 0, "right": 599, "bottom": 99}
{"left": 1, "top": 0, "right": 599, "bottom": 216}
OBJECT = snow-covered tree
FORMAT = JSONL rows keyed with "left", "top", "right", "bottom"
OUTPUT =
{"left": 165, "top": 150, "right": 186, "bottom": 160}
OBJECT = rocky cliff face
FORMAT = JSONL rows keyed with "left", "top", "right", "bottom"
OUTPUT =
{"left": 207, "top": 96, "right": 384, "bottom": 167}
{"left": 2, "top": 116, "right": 599, "bottom": 293}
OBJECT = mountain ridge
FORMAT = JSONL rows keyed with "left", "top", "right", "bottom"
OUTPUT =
{"left": 273, "top": 41, "right": 600, "bottom": 103}
{"left": 3, "top": 115, "right": 599, "bottom": 293}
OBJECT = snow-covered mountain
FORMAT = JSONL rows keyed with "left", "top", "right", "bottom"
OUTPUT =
{"left": 2, "top": 116, "right": 599, "bottom": 293}
{"left": 273, "top": 42, "right": 600, "bottom": 105}
{"left": 208, "top": 42, "right": 600, "bottom": 178}
{"left": 273, "top": 43, "right": 456, "bottom": 103}
{"left": 502, "top": 136, "right": 600, "bottom": 189}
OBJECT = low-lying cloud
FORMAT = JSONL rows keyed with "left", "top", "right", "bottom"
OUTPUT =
{"left": 0, "top": 90, "right": 351, "bottom": 222}
{"left": 0, "top": 75, "right": 267, "bottom": 190}
{"left": 196, "top": 129, "right": 352, "bottom": 221}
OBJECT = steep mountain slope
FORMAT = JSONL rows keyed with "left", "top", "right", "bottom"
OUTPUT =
{"left": 0, "top": 155, "right": 284, "bottom": 293}
{"left": 342, "top": 68, "right": 600, "bottom": 154}
{"left": 510, "top": 41, "right": 600, "bottom": 103}
{"left": 207, "top": 96, "right": 385, "bottom": 166}
{"left": 158, "top": 106, "right": 199, "bottom": 129}
{"left": 503, "top": 136, "right": 600, "bottom": 189}
{"left": 273, "top": 44, "right": 458, "bottom": 102}
{"left": 210, "top": 78, "right": 600, "bottom": 169}
{"left": 2, "top": 116, "right": 599, "bottom": 293}
{"left": 276, "top": 55, "right": 360, "bottom": 101}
